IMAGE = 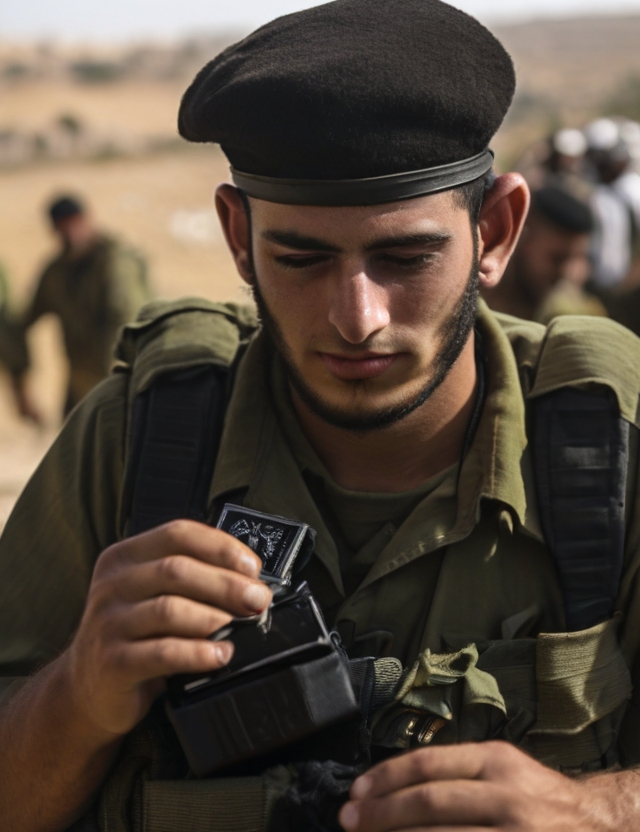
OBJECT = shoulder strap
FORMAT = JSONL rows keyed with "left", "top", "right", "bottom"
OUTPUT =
{"left": 116, "top": 299, "right": 257, "bottom": 537}
{"left": 123, "top": 365, "right": 232, "bottom": 537}
{"left": 531, "top": 386, "right": 629, "bottom": 632}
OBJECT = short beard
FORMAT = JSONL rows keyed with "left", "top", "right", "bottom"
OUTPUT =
{"left": 251, "top": 257, "right": 479, "bottom": 434}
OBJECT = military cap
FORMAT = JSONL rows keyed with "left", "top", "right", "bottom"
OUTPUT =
{"left": 179, "top": 0, "right": 515, "bottom": 205}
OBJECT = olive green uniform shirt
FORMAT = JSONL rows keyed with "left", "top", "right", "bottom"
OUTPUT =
{"left": 18, "top": 234, "right": 152, "bottom": 411}
{"left": 3, "top": 299, "right": 640, "bottom": 828}
{"left": 534, "top": 281, "right": 608, "bottom": 327}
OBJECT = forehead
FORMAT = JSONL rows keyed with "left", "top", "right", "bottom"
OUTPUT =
{"left": 248, "top": 190, "right": 468, "bottom": 244}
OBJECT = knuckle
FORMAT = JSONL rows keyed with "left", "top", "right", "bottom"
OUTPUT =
{"left": 161, "top": 518, "right": 193, "bottom": 547}
{"left": 412, "top": 747, "right": 436, "bottom": 779}
{"left": 414, "top": 783, "right": 438, "bottom": 812}
{"left": 93, "top": 543, "right": 122, "bottom": 577}
{"left": 485, "top": 740, "right": 520, "bottom": 773}
{"left": 489, "top": 739, "right": 516, "bottom": 759}
{"left": 153, "top": 639, "right": 177, "bottom": 668}
{"left": 153, "top": 594, "right": 178, "bottom": 624}
{"left": 192, "top": 640, "right": 217, "bottom": 667}
{"left": 158, "top": 554, "right": 189, "bottom": 583}
{"left": 86, "top": 576, "right": 116, "bottom": 614}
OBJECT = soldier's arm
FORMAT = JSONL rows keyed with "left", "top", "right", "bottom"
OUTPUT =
{"left": 0, "top": 376, "right": 269, "bottom": 830}
{"left": 0, "top": 521, "right": 270, "bottom": 832}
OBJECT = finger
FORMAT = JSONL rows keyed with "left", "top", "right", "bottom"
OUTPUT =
{"left": 101, "top": 519, "right": 263, "bottom": 577}
{"left": 340, "top": 781, "right": 505, "bottom": 832}
{"left": 107, "top": 636, "right": 235, "bottom": 686}
{"left": 109, "top": 596, "right": 234, "bottom": 640}
{"left": 351, "top": 743, "right": 509, "bottom": 800}
{"left": 99, "top": 556, "right": 272, "bottom": 615}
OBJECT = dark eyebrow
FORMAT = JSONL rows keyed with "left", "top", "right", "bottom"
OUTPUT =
{"left": 261, "top": 229, "right": 452, "bottom": 253}
{"left": 365, "top": 232, "right": 452, "bottom": 251}
{"left": 261, "top": 230, "right": 342, "bottom": 252}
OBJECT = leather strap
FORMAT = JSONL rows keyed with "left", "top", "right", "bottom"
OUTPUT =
{"left": 231, "top": 150, "right": 493, "bottom": 206}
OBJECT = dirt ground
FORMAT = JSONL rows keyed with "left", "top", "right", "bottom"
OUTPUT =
{"left": 0, "top": 138, "right": 249, "bottom": 530}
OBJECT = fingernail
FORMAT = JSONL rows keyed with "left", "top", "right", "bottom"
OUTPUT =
{"left": 239, "top": 553, "right": 261, "bottom": 577}
{"left": 339, "top": 802, "right": 359, "bottom": 831}
{"left": 243, "top": 583, "right": 270, "bottom": 612}
{"left": 351, "top": 775, "right": 371, "bottom": 799}
{"left": 215, "top": 641, "right": 234, "bottom": 664}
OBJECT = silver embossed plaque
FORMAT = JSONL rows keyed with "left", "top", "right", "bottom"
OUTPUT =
{"left": 216, "top": 503, "right": 313, "bottom": 586}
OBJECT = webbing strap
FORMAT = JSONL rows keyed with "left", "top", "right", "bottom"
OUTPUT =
{"left": 532, "top": 387, "right": 629, "bottom": 632}
{"left": 125, "top": 366, "right": 229, "bottom": 536}
{"left": 142, "top": 777, "right": 265, "bottom": 832}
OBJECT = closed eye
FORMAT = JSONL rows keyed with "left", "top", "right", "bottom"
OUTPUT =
{"left": 273, "top": 254, "right": 332, "bottom": 269}
{"left": 376, "top": 252, "right": 436, "bottom": 268}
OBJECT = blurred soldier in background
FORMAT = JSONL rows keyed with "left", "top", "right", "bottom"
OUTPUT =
{"left": 585, "top": 118, "right": 640, "bottom": 290}
{"left": 482, "top": 184, "right": 604, "bottom": 323}
{"left": 10, "top": 195, "right": 153, "bottom": 419}
{"left": 517, "top": 127, "right": 591, "bottom": 196}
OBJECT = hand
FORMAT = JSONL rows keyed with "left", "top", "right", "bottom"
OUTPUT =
{"left": 12, "top": 376, "right": 44, "bottom": 426}
{"left": 59, "top": 520, "right": 271, "bottom": 739}
{"left": 339, "top": 741, "right": 601, "bottom": 831}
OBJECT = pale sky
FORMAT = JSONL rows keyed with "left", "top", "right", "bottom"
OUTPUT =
{"left": 2, "top": 0, "right": 640, "bottom": 42}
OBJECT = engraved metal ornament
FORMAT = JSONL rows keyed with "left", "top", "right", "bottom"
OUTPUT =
{"left": 217, "top": 504, "right": 311, "bottom": 585}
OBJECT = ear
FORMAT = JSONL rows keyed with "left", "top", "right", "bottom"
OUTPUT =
{"left": 477, "top": 173, "right": 530, "bottom": 289}
{"left": 215, "top": 183, "right": 254, "bottom": 284}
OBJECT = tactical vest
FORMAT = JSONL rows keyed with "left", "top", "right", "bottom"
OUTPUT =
{"left": 79, "top": 299, "right": 640, "bottom": 832}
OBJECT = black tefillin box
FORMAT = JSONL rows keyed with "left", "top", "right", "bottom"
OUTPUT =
{"left": 165, "top": 505, "right": 359, "bottom": 777}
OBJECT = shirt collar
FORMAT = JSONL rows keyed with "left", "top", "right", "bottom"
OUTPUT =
{"left": 210, "top": 301, "right": 540, "bottom": 550}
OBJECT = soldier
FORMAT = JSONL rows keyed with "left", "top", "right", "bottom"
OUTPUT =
{"left": 11, "top": 195, "right": 152, "bottom": 418}
{"left": 585, "top": 119, "right": 640, "bottom": 290}
{"left": 482, "top": 184, "right": 606, "bottom": 324}
{"left": 2, "top": 1, "right": 640, "bottom": 831}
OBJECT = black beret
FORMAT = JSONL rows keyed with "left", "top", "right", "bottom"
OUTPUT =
{"left": 48, "top": 195, "right": 84, "bottom": 223}
{"left": 178, "top": 0, "right": 515, "bottom": 205}
{"left": 533, "top": 187, "right": 594, "bottom": 235}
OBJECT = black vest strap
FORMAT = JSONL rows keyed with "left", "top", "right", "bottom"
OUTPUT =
{"left": 124, "top": 366, "right": 230, "bottom": 537}
{"left": 532, "top": 387, "right": 629, "bottom": 632}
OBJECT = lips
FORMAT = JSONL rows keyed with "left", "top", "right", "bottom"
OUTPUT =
{"left": 318, "top": 351, "right": 397, "bottom": 380}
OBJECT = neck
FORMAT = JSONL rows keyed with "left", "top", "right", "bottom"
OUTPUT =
{"left": 290, "top": 335, "right": 478, "bottom": 492}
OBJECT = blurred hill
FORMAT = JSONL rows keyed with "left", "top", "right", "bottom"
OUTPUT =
{"left": 0, "top": 35, "right": 240, "bottom": 165}
{"left": 495, "top": 15, "right": 640, "bottom": 161}
{"left": 497, "top": 15, "right": 640, "bottom": 114}
{"left": 3, "top": 16, "right": 640, "bottom": 167}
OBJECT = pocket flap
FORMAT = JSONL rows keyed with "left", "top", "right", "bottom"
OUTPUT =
{"left": 533, "top": 617, "right": 632, "bottom": 735}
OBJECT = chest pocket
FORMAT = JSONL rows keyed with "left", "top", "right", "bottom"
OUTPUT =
{"left": 370, "top": 617, "right": 631, "bottom": 772}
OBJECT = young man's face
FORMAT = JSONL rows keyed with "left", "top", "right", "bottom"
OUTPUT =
{"left": 246, "top": 191, "right": 480, "bottom": 431}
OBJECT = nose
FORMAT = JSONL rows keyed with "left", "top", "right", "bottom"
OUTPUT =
{"left": 328, "top": 268, "right": 391, "bottom": 344}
